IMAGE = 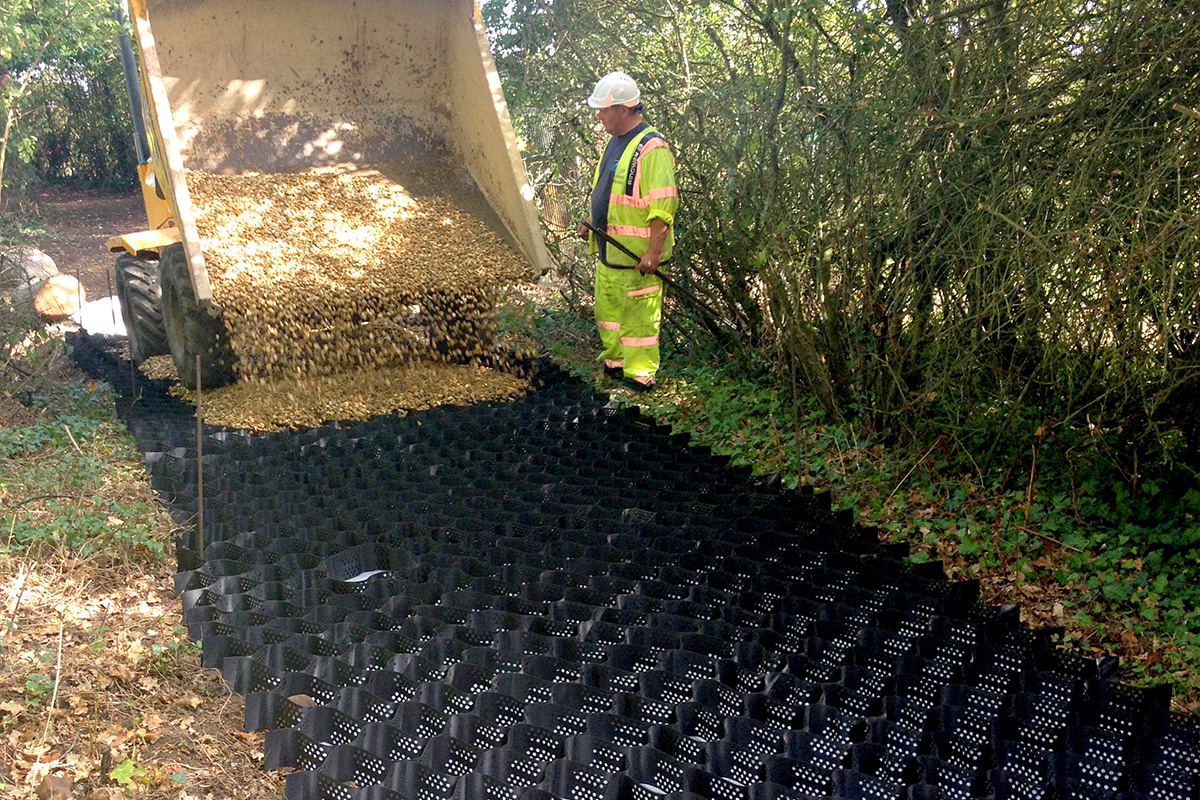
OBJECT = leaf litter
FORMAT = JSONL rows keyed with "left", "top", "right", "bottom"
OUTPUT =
{"left": 0, "top": 499, "right": 284, "bottom": 799}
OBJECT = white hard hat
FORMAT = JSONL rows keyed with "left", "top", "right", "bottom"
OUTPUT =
{"left": 587, "top": 72, "right": 641, "bottom": 109}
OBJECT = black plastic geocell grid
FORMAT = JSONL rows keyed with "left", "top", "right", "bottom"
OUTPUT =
{"left": 69, "top": 331, "right": 1200, "bottom": 800}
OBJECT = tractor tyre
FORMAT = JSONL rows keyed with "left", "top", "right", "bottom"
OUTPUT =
{"left": 114, "top": 253, "right": 169, "bottom": 365}
{"left": 158, "top": 244, "right": 236, "bottom": 390}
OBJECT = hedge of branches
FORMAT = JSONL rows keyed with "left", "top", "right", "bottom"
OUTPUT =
{"left": 487, "top": 0, "right": 1200, "bottom": 492}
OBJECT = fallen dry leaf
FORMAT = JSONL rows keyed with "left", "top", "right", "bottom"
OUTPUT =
{"left": 35, "top": 774, "right": 74, "bottom": 800}
{"left": 1, "top": 700, "right": 28, "bottom": 716}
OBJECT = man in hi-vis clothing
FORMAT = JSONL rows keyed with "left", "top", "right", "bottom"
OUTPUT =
{"left": 576, "top": 72, "right": 679, "bottom": 394}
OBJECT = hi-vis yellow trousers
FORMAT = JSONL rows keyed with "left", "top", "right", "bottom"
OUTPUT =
{"left": 594, "top": 263, "right": 662, "bottom": 385}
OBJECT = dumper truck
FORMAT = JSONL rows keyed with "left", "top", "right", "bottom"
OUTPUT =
{"left": 107, "top": 0, "right": 551, "bottom": 390}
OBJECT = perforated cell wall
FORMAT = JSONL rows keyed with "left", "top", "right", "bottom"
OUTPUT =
{"left": 71, "top": 332, "right": 1200, "bottom": 800}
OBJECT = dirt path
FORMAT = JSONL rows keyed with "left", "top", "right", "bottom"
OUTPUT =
{"left": 31, "top": 186, "right": 146, "bottom": 301}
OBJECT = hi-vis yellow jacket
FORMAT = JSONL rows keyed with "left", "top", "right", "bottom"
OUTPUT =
{"left": 589, "top": 126, "right": 679, "bottom": 268}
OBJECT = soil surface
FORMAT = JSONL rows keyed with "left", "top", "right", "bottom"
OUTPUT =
{"left": 0, "top": 187, "right": 283, "bottom": 799}
{"left": 31, "top": 186, "right": 146, "bottom": 301}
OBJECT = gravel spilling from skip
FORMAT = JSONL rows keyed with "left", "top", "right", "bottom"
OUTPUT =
{"left": 169, "top": 167, "right": 535, "bottom": 429}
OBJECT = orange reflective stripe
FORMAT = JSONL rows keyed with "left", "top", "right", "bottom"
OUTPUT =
{"left": 640, "top": 138, "right": 670, "bottom": 156}
{"left": 621, "top": 335, "right": 659, "bottom": 347}
{"left": 609, "top": 224, "right": 651, "bottom": 239}
{"left": 632, "top": 139, "right": 672, "bottom": 197}
{"left": 628, "top": 285, "right": 660, "bottom": 297}
{"left": 605, "top": 359, "right": 623, "bottom": 368}
{"left": 610, "top": 186, "right": 677, "bottom": 210}
{"left": 610, "top": 193, "right": 650, "bottom": 209}
{"left": 597, "top": 320, "right": 620, "bottom": 331}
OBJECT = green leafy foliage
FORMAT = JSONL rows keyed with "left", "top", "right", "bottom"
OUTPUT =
{"left": 24, "top": 672, "right": 53, "bottom": 703}
{"left": 1, "top": 0, "right": 134, "bottom": 200}
{"left": 0, "top": 414, "right": 102, "bottom": 456}
{"left": 109, "top": 757, "right": 147, "bottom": 788}
{"left": 0, "top": 395, "right": 170, "bottom": 558}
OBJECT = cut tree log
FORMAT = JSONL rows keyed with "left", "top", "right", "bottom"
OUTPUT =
{"left": 34, "top": 274, "right": 86, "bottom": 319}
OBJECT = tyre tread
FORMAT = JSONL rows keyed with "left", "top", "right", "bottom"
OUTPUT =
{"left": 115, "top": 253, "right": 169, "bottom": 364}
{"left": 159, "top": 245, "right": 236, "bottom": 389}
